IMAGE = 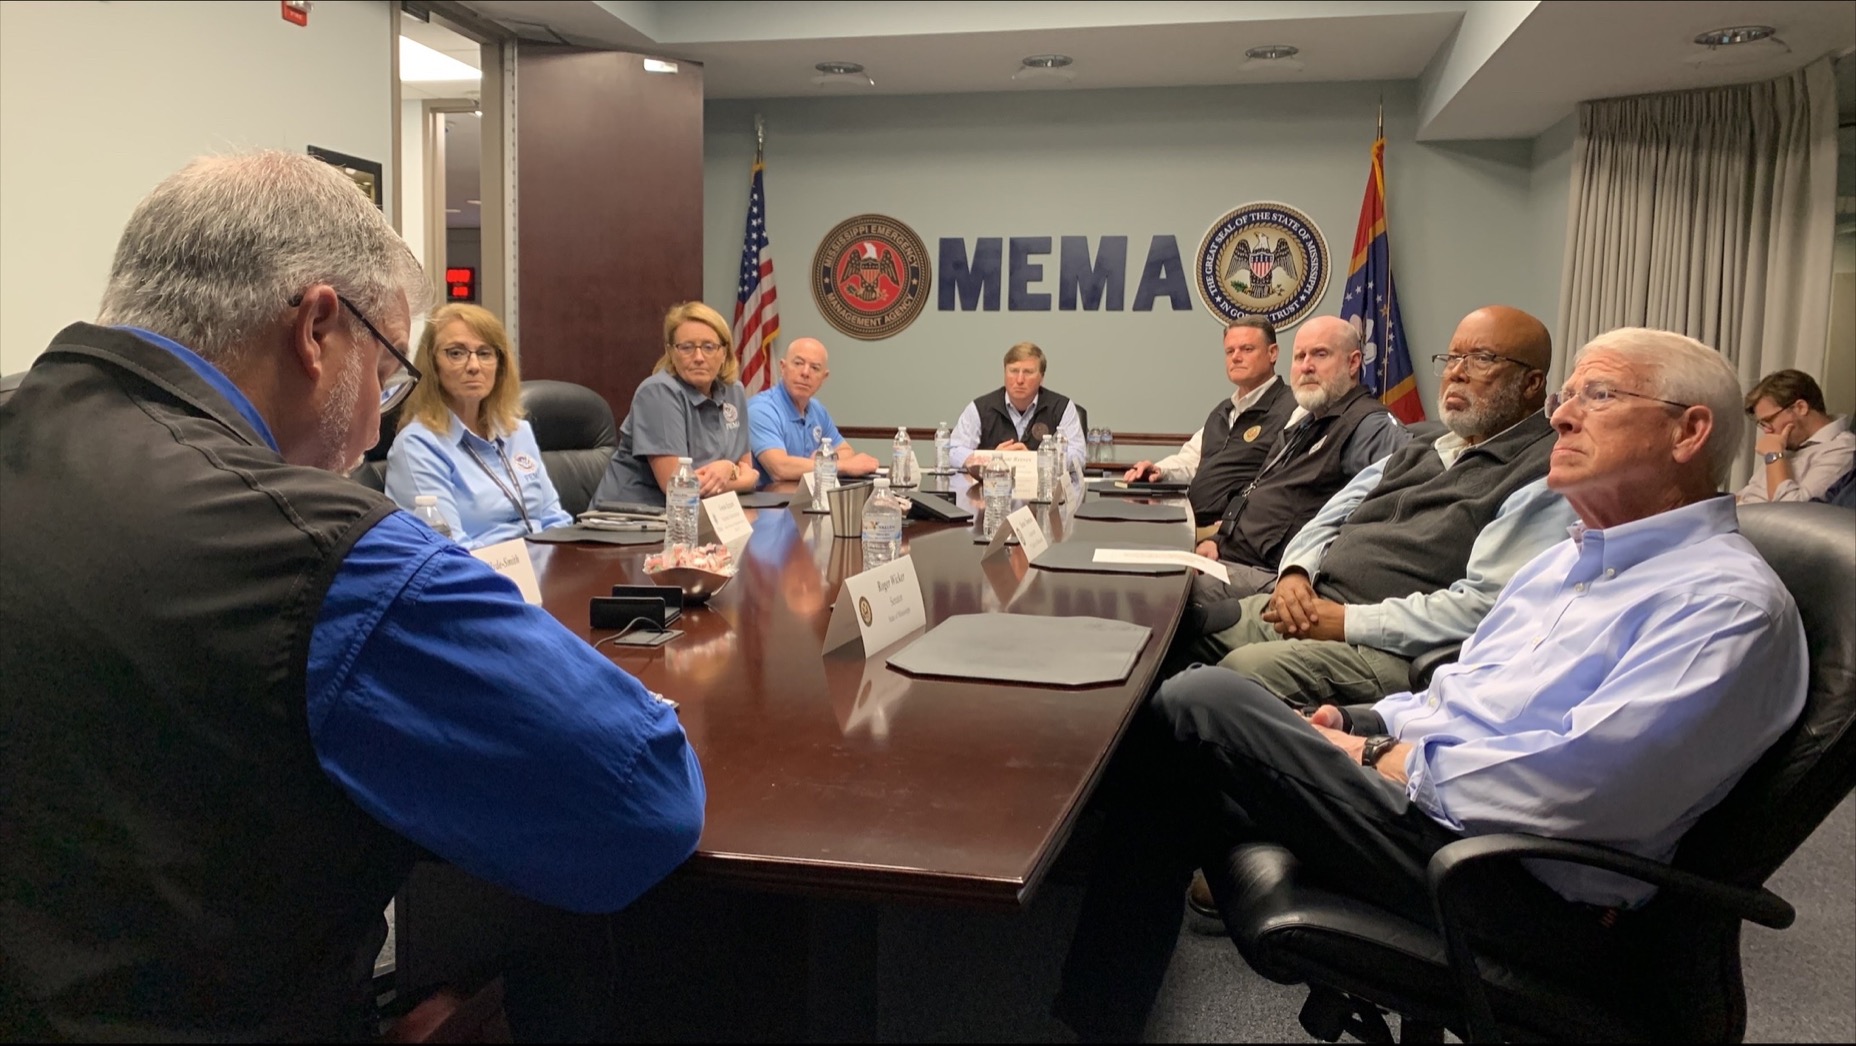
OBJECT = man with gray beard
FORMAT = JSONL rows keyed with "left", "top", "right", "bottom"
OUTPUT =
{"left": 1185, "top": 305, "right": 1574, "bottom": 706}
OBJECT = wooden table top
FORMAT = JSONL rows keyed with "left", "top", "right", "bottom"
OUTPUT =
{"left": 530, "top": 480, "right": 1192, "bottom": 910}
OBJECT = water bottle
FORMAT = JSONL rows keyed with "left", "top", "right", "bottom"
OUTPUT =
{"left": 982, "top": 455, "right": 1013, "bottom": 539}
{"left": 1036, "top": 439, "right": 1057, "bottom": 503}
{"left": 933, "top": 420, "right": 952, "bottom": 473}
{"left": 412, "top": 495, "right": 453, "bottom": 540}
{"left": 861, "top": 478, "right": 903, "bottom": 571}
{"left": 666, "top": 456, "right": 701, "bottom": 550}
{"left": 891, "top": 427, "right": 915, "bottom": 488}
{"left": 1048, "top": 433, "right": 1069, "bottom": 505}
{"left": 812, "top": 436, "right": 838, "bottom": 495}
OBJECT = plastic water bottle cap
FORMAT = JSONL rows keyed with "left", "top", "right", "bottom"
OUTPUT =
{"left": 414, "top": 495, "right": 437, "bottom": 506}
{"left": 678, "top": 456, "right": 693, "bottom": 466}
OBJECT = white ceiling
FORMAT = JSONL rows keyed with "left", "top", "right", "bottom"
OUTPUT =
{"left": 457, "top": 0, "right": 1856, "bottom": 141}
{"left": 399, "top": 13, "right": 482, "bottom": 102}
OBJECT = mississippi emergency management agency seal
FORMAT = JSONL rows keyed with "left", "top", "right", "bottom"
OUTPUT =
{"left": 813, "top": 214, "right": 931, "bottom": 341}
{"left": 1195, "top": 202, "right": 1330, "bottom": 330}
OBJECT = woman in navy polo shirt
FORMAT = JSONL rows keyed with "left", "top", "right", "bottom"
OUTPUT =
{"left": 592, "top": 301, "right": 760, "bottom": 508}
{"left": 385, "top": 304, "right": 573, "bottom": 547}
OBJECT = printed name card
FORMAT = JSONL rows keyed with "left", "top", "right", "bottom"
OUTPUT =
{"left": 993, "top": 450, "right": 1041, "bottom": 501}
{"left": 983, "top": 504, "right": 1050, "bottom": 561}
{"left": 823, "top": 554, "right": 928, "bottom": 657}
{"left": 471, "top": 538, "right": 544, "bottom": 604}
{"left": 1091, "top": 548, "right": 1232, "bottom": 582}
{"left": 699, "top": 491, "right": 754, "bottom": 545}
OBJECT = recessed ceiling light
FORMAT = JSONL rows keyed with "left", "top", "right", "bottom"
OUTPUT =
{"left": 466, "top": 199, "right": 481, "bottom": 206}
{"left": 1693, "top": 25, "right": 1776, "bottom": 48}
{"left": 643, "top": 58, "right": 678, "bottom": 74}
{"left": 1012, "top": 54, "right": 1076, "bottom": 84}
{"left": 399, "top": 36, "right": 480, "bottom": 82}
{"left": 812, "top": 61, "right": 874, "bottom": 88}
{"left": 1244, "top": 45, "right": 1300, "bottom": 61}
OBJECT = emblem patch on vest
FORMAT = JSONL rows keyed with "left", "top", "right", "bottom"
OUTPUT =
{"left": 1195, "top": 202, "right": 1329, "bottom": 331}
{"left": 1243, "top": 425, "right": 1262, "bottom": 443}
{"left": 813, "top": 214, "right": 932, "bottom": 341}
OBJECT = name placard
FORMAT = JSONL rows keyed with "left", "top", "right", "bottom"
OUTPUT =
{"left": 700, "top": 490, "right": 754, "bottom": 545}
{"left": 982, "top": 504, "right": 1049, "bottom": 561}
{"left": 823, "top": 554, "right": 927, "bottom": 657}
{"left": 471, "top": 537, "right": 544, "bottom": 604}
{"left": 1092, "top": 548, "right": 1231, "bottom": 582}
{"left": 993, "top": 449, "right": 1041, "bottom": 501}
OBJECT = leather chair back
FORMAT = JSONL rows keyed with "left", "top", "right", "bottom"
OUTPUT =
{"left": 519, "top": 380, "right": 617, "bottom": 518}
{"left": 0, "top": 370, "right": 26, "bottom": 409}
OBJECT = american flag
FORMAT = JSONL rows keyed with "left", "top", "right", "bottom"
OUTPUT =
{"left": 733, "top": 159, "right": 778, "bottom": 393}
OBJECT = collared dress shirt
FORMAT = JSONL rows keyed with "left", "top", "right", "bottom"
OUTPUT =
{"left": 746, "top": 383, "right": 846, "bottom": 487}
{"left": 124, "top": 328, "right": 706, "bottom": 914}
{"left": 1150, "top": 377, "right": 1283, "bottom": 482}
{"left": 1373, "top": 496, "right": 1807, "bottom": 908}
{"left": 594, "top": 370, "right": 751, "bottom": 508}
{"left": 1735, "top": 415, "right": 1855, "bottom": 503}
{"left": 947, "top": 393, "right": 1087, "bottom": 472}
{"left": 386, "top": 411, "right": 573, "bottom": 548}
{"left": 1276, "top": 427, "right": 1579, "bottom": 657}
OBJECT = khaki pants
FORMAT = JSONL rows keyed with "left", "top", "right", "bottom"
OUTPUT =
{"left": 1193, "top": 592, "right": 1413, "bottom": 707}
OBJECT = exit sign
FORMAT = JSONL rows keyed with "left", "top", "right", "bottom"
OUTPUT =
{"left": 445, "top": 267, "right": 477, "bottom": 302}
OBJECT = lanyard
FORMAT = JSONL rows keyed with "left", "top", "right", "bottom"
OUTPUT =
{"left": 461, "top": 438, "right": 536, "bottom": 535}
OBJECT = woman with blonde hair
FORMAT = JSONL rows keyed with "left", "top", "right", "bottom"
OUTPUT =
{"left": 385, "top": 303, "right": 573, "bottom": 546}
{"left": 592, "top": 301, "right": 759, "bottom": 507}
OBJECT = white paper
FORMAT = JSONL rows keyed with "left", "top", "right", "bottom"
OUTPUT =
{"left": 823, "top": 554, "right": 927, "bottom": 656}
{"left": 1007, "top": 505, "right": 1049, "bottom": 561}
{"left": 470, "top": 538, "right": 544, "bottom": 604}
{"left": 995, "top": 449, "right": 1041, "bottom": 501}
{"left": 700, "top": 490, "right": 754, "bottom": 545}
{"left": 1091, "top": 548, "right": 1231, "bottom": 582}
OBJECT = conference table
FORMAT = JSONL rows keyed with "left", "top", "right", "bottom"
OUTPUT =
{"left": 400, "top": 477, "right": 1197, "bottom": 1039}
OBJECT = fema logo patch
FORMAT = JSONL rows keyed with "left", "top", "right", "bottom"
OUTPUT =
{"left": 722, "top": 402, "right": 740, "bottom": 427}
{"left": 813, "top": 214, "right": 932, "bottom": 341}
{"left": 512, "top": 453, "right": 538, "bottom": 474}
{"left": 1194, "top": 202, "right": 1330, "bottom": 330}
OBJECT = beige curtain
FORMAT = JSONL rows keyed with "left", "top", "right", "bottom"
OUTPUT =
{"left": 1557, "top": 58, "right": 1839, "bottom": 486}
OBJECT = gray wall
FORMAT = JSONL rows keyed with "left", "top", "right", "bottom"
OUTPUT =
{"left": 704, "top": 80, "right": 1572, "bottom": 433}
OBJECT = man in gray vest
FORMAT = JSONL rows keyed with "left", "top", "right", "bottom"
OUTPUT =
{"left": 0, "top": 152, "right": 705, "bottom": 1039}
{"left": 1189, "top": 305, "right": 1572, "bottom": 706}
{"left": 1186, "top": 316, "right": 1409, "bottom": 603}
{"left": 1123, "top": 317, "right": 1296, "bottom": 527}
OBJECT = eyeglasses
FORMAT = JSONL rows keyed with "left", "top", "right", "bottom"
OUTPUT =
{"left": 1545, "top": 380, "right": 1691, "bottom": 421}
{"left": 672, "top": 341, "right": 724, "bottom": 357}
{"left": 1751, "top": 405, "right": 1793, "bottom": 433}
{"left": 439, "top": 346, "right": 499, "bottom": 366}
{"left": 1431, "top": 350, "right": 1528, "bottom": 377}
{"left": 288, "top": 292, "right": 421, "bottom": 412}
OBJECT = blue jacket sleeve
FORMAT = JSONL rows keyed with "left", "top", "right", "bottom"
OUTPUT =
{"left": 307, "top": 513, "right": 705, "bottom": 913}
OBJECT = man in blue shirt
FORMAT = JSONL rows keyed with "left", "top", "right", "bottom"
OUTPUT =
{"left": 1053, "top": 328, "right": 1809, "bottom": 1042}
{"left": 746, "top": 336, "right": 880, "bottom": 486}
{"left": 0, "top": 151, "right": 704, "bottom": 1040}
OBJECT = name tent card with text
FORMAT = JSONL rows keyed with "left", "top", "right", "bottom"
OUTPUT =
{"left": 470, "top": 538, "right": 544, "bottom": 604}
{"left": 823, "top": 554, "right": 927, "bottom": 657}
{"left": 699, "top": 491, "right": 754, "bottom": 545}
{"left": 982, "top": 504, "right": 1049, "bottom": 561}
{"left": 991, "top": 450, "right": 1040, "bottom": 501}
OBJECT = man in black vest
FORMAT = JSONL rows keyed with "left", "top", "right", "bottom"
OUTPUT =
{"left": 0, "top": 153, "right": 705, "bottom": 1040}
{"left": 1123, "top": 317, "right": 1296, "bottom": 527}
{"left": 1185, "top": 316, "right": 1409, "bottom": 608}
{"left": 1191, "top": 305, "right": 1570, "bottom": 705}
{"left": 948, "top": 341, "right": 1087, "bottom": 476}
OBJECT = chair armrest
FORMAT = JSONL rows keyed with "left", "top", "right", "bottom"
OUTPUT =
{"left": 1424, "top": 833, "right": 1795, "bottom": 1043}
{"left": 1408, "top": 643, "right": 1462, "bottom": 691}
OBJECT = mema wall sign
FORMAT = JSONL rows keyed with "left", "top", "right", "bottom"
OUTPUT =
{"left": 813, "top": 203, "right": 1328, "bottom": 337}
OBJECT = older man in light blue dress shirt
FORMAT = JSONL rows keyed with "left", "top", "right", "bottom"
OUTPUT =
{"left": 1053, "top": 327, "right": 1810, "bottom": 1042}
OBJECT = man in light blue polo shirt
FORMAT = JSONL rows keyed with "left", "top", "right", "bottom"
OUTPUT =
{"left": 747, "top": 337, "right": 880, "bottom": 487}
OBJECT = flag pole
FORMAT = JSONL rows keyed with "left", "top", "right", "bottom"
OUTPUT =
{"left": 1376, "top": 97, "right": 1383, "bottom": 141}
{"left": 754, "top": 114, "right": 765, "bottom": 164}
{"left": 1375, "top": 98, "right": 1389, "bottom": 399}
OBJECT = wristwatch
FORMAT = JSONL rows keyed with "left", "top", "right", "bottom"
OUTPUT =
{"left": 1361, "top": 735, "right": 1399, "bottom": 768}
{"left": 1762, "top": 451, "right": 1788, "bottom": 466}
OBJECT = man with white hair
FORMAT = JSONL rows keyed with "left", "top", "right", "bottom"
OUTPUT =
{"left": 1054, "top": 328, "right": 1809, "bottom": 1042}
{"left": 746, "top": 335, "right": 881, "bottom": 485}
{"left": 0, "top": 152, "right": 705, "bottom": 1039}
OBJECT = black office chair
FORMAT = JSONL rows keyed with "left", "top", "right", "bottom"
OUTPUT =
{"left": 0, "top": 370, "right": 27, "bottom": 408}
{"left": 1206, "top": 502, "right": 1856, "bottom": 1043}
{"left": 518, "top": 380, "right": 616, "bottom": 518}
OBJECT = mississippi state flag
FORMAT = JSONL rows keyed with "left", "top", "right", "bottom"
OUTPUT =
{"left": 733, "top": 159, "right": 778, "bottom": 393}
{"left": 1340, "top": 136, "right": 1424, "bottom": 423}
